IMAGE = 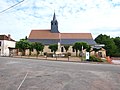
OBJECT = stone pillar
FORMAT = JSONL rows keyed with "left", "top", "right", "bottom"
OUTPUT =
{"left": 57, "top": 42, "right": 61, "bottom": 53}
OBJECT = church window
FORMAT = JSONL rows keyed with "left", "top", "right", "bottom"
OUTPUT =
{"left": 61, "top": 47, "right": 64, "bottom": 52}
{"left": 72, "top": 47, "right": 75, "bottom": 52}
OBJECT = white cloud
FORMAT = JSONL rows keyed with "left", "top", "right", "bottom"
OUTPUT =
{"left": 0, "top": 0, "right": 120, "bottom": 40}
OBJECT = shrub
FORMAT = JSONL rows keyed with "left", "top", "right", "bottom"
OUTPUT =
{"left": 111, "top": 53, "right": 120, "bottom": 57}
{"left": 89, "top": 56, "right": 103, "bottom": 62}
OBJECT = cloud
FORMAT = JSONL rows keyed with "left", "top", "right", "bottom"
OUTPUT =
{"left": 0, "top": 0, "right": 120, "bottom": 40}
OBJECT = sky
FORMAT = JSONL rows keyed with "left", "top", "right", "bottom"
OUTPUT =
{"left": 0, "top": 0, "right": 120, "bottom": 40}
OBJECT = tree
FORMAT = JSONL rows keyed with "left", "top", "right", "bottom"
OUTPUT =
{"left": 113, "top": 37, "right": 120, "bottom": 52}
{"left": 64, "top": 45, "right": 70, "bottom": 52}
{"left": 33, "top": 42, "right": 44, "bottom": 56}
{"left": 73, "top": 42, "right": 89, "bottom": 57}
{"left": 49, "top": 44, "right": 58, "bottom": 54}
{"left": 16, "top": 39, "right": 30, "bottom": 56}
{"left": 28, "top": 42, "right": 34, "bottom": 55}
{"left": 95, "top": 34, "right": 111, "bottom": 43}
{"left": 81, "top": 42, "right": 89, "bottom": 50}
{"left": 95, "top": 34, "right": 117, "bottom": 56}
{"left": 73, "top": 42, "right": 81, "bottom": 56}
{"left": 86, "top": 45, "right": 91, "bottom": 52}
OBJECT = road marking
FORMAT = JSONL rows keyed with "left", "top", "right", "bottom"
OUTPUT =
{"left": 17, "top": 72, "right": 28, "bottom": 90}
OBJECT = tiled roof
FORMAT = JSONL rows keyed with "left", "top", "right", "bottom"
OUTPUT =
{"left": 29, "top": 30, "right": 59, "bottom": 39}
{"left": 0, "top": 35, "right": 15, "bottom": 41}
{"left": 60, "top": 33, "right": 92, "bottom": 39}
{"left": 29, "top": 30, "right": 93, "bottom": 39}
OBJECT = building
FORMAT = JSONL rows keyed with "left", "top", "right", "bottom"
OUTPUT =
{"left": 29, "top": 12, "right": 96, "bottom": 45}
{"left": 28, "top": 12, "right": 105, "bottom": 57}
{"left": 0, "top": 34, "right": 16, "bottom": 56}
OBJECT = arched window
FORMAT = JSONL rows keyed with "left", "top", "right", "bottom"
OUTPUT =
{"left": 61, "top": 47, "right": 64, "bottom": 52}
{"left": 72, "top": 47, "right": 75, "bottom": 52}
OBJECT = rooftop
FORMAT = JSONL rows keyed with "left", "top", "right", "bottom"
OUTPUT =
{"left": 0, "top": 35, "right": 15, "bottom": 41}
{"left": 29, "top": 30, "right": 93, "bottom": 40}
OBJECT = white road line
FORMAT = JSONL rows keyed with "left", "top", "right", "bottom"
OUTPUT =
{"left": 17, "top": 72, "right": 28, "bottom": 90}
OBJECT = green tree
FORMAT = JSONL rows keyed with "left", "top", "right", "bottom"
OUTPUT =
{"left": 73, "top": 42, "right": 81, "bottom": 56}
{"left": 33, "top": 42, "right": 44, "bottom": 56}
{"left": 113, "top": 37, "right": 120, "bottom": 52}
{"left": 73, "top": 42, "right": 89, "bottom": 56}
{"left": 81, "top": 42, "right": 89, "bottom": 50}
{"left": 16, "top": 39, "right": 30, "bottom": 56}
{"left": 28, "top": 42, "right": 34, "bottom": 55}
{"left": 64, "top": 45, "right": 70, "bottom": 52}
{"left": 95, "top": 34, "right": 117, "bottom": 56}
{"left": 86, "top": 45, "right": 91, "bottom": 52}
{"left": 49, "top": 44, "right": 58, "bottom": 54}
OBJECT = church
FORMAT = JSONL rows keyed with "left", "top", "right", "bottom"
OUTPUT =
{"left": 28, "top": 12, "right": 103, "bottom": 56}
{"left": 29, "top": 12, "right": 95, "bottom": 45}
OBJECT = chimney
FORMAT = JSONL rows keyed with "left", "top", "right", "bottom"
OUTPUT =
{"left": 8, "top": 34, "right": 11, "bottom": 40}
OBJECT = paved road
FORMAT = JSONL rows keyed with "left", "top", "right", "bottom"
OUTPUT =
{"left": 0, "top": 57, "right": 120, "bottom": 90}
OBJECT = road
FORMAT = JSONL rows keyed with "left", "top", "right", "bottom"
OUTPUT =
{"left": 0, "top": 57, "right": 120, "bottom": 90}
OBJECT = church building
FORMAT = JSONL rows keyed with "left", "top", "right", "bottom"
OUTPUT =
{"left": 28, "top": 12, "right": 98, "bottom": 56}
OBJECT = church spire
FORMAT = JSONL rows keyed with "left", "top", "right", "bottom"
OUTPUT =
{"left": 51, "top": 12, "right": 59, "bottom": 33}
{"left": 53, "top": 12, "right": 56, "bottom": 21}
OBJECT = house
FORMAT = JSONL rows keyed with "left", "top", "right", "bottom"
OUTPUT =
{"left": 0, "top": 34, "right": 16, "bottom": 56}
{"left": 28, "top": 12, "right": 105, "bottom": 57}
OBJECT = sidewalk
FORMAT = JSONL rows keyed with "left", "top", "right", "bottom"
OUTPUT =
{"left": 13, "top": 55, "right": 82, "bottom": 62}
{"left": 111, "top": 60, "right": 120, "bottom": 65}
{"left": 12, "top": 56, "right": 114, "bottom": 64}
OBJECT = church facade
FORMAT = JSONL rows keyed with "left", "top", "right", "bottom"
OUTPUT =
{"left": 28, "top": 13, "right": 106, "bottom": 57}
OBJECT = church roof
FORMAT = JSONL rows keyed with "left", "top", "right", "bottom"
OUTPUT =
{"left": 61, "top": 33, "right": 92, "bottom": 39}
{"left": 29, "top": 30, "right": 93, "bottom": 40}
{"left": 29, "top": 30, "right": 59, "bottom": 39}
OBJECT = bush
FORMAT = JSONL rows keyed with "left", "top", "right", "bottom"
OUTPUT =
{"left": 111, "top": 53, "right": 120, "bottom": 57}
{"left": 89, "top": 56, "right": 103, "bottom": 62}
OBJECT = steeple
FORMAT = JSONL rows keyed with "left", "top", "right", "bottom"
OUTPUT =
{"left": 53, "top": 12, "right": 56, "bottom": 21}
{"left": 51, "top": 12, "right": 59, "bottom": 33}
